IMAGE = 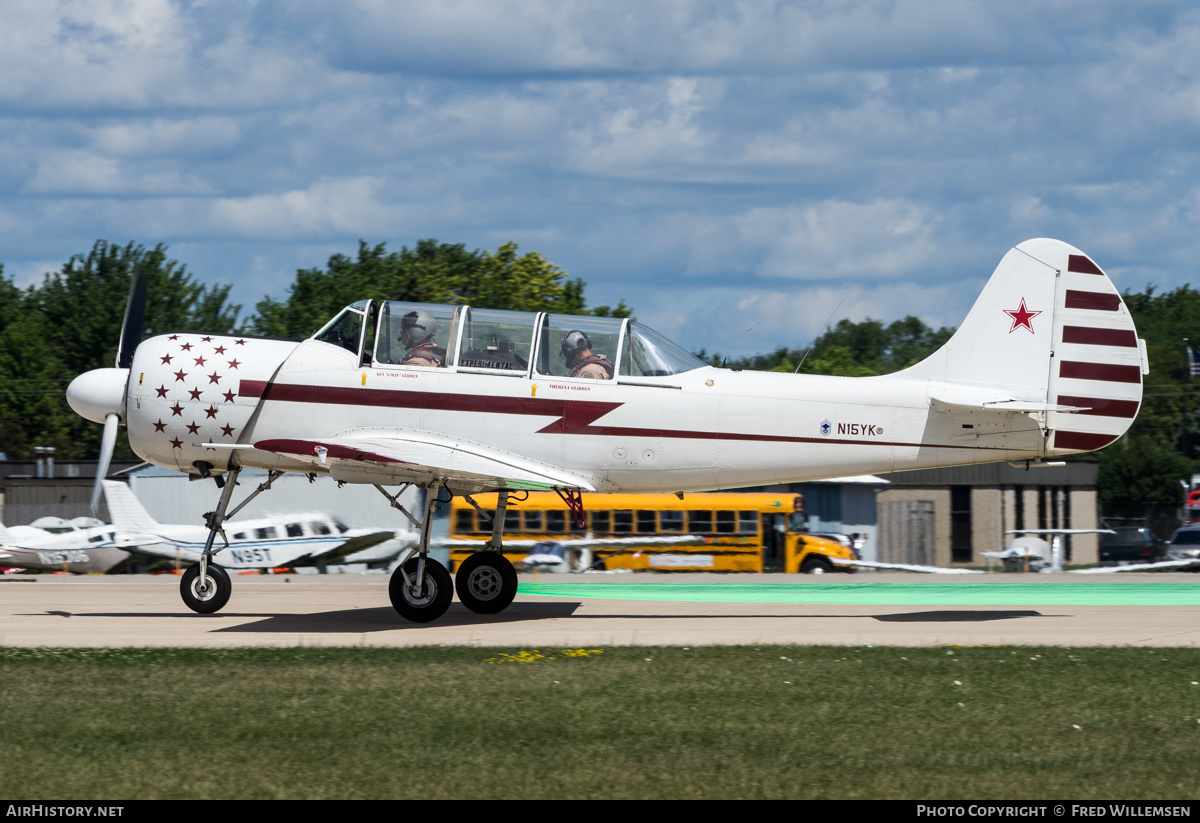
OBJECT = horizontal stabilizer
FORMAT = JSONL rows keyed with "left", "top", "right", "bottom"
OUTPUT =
{"left": 931, "top": 395, "right": 1088, "bottom": 414}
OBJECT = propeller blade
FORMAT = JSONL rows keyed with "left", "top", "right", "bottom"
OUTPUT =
{"left": 90, "top": 413, "right": 120, "bottom": 518}
{"left": 116, "top": 267, "right": 148, "bottom": 369}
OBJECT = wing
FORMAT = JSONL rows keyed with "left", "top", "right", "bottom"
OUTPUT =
{"left": 120, "top": 540, "right": 198, "bottom": 562}
{"left": 297, "top": 529, "right": 400, "bottom": 563}
{"left": 253, "top": 431, "right": 597, "bottom": 492}
{"left": 1069, "top": 559, "right": 1200, "bottom": 574}
{"left": 840, "top": 559, "right": 987, "bottom": 575}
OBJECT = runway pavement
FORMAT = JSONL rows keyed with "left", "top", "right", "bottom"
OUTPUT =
{"left": 3, "top": 572, "right": 1200, "bottom": 648}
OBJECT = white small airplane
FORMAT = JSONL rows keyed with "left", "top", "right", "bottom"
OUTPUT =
{"left": 100, "top": 480, "right": 410, "bottom": 571}
{"left": 0, "top": 516, "right": 153, "bottom": 574}
{"left": 65, "top": 238, "right": 1146, "bottom": 620}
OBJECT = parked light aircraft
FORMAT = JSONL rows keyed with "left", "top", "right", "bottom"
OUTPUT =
{"left": 101, "top": 480, "right": 410, "bottom": 570}
{"left": 65, "top": 239, "right": 1146, "bottom": 621}
{"left": 0, "top": 516, "right": 153, "bottom": 574}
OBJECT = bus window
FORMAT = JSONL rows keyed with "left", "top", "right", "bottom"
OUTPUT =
{"left": 738, "top": 511, "right": 758, "bottom": 534}
{"left": 591, "top": 511, "right": 610, "bottom": 533}
{"left": 716, "top": 510, "right": 737, "bottom": 533}
{"left": 504, "top": 509, "right": 521, "bottom": 532}
{"left": 689, "top": 511, "right": 713, "bottom": 533}
{"left": 613, "top": 510, "right": 633, "bottom": 533}
{"left": 523, "top": 511, "right": 543, "bottom": 531}
{"left": 637, "top": 510, "right": 656, "bottom": 533}
{"left": 789, "top": 511, "right": 810, "bottom": 533}
{"left": 545, "top": 510, "right": 566, "bottom": 533}
{"left": 660, "top": 510, "right": 684, "bottom": 532}
{"left": 455, "top": 510, "right": 475, "bottom": 534}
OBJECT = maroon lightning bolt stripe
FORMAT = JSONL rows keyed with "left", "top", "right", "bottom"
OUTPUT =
{"left": 237, "top": 380, "right": 1013, "bottom": 451}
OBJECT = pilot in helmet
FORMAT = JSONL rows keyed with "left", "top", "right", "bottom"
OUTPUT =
{"left": 399, "top": 310, "right": 446, "bottom": 367}
{"left": 561, "top": 330, "right": 613, "bottom": 379}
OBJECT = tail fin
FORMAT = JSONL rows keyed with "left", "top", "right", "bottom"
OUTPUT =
{"left": 896, "top": 238, "right": 1145, "bottom": 455}
{"left": 101, "top": 480, "right": 163, "bottom": 532}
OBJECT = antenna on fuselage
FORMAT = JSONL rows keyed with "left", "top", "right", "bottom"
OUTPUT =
{"left": 720, "top": 322, "right": 761, "bottom": 368}
{"left": 795, "top": 298, "right": 844, "bottom": 373}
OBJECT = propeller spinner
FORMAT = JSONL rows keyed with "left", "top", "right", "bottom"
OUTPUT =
{"left": 65, "top": 268, "right": 147, "bottom": 516}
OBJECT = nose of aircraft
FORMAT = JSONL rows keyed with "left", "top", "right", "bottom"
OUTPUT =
{"left": 66, "top": 367, "right": 129, "bottom": 424}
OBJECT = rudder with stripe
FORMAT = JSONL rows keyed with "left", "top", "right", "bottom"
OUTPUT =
{"left": 1045, "top": 243, "right": 1145, "bottom": 454}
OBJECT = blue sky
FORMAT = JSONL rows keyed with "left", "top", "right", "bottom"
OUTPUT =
{"left": 2, "top": 1, "right": 1198, "bottom": 357}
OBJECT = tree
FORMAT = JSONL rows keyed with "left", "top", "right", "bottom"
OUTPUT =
{"left": 0, "top": 242, "right": 240, "bottom": 460}
{"left": 250, "top": 239, "right": 630, "bottom": 339}
{"left": 705, "top": 315, "right": 954, "bottom": 376}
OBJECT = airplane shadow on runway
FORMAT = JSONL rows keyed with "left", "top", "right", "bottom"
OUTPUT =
{"left": 212, "top": 607, "right": 1052, "bottom": 633}
{"left": 31, "top": 606, "right": 1054, "bottom": 633}
{"left": 873, "top": 610, "right": 1048, "bottom": 622}
{"left": 212, "top": 601, "right": 585, "bottom": 633}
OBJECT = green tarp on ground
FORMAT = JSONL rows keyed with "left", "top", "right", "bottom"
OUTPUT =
{"left": 518, "top": 582, "right": 1200, "bottom": 606}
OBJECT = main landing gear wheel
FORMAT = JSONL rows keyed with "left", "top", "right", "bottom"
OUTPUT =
{"left": 389, "top": 557, "right": 453, "bottom": 623}
{"left": 455, "top": 552, "right": 518, "bottom": 614}
{"left": 180, "top": 563, "right": 231, "bottom": 614}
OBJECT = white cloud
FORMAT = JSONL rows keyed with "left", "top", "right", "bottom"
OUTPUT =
{"left": 681, "top": 200, "right": 941, "bottom": 280}
{"left": 24, "top": 150, "right": 215, "bottom": 195}
{"left": 89, "top": 117, "right": 243, "bottom": 157}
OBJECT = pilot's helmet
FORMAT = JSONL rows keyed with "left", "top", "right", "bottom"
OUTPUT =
{"left": 400, "top": 310, "right": 437, "bottom": 347}
{"left": 560, "top": 330, "right": 591, "bottom": 362}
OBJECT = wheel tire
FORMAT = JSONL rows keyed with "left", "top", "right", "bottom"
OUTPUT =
{"left": 180, "top": 563, "right": 231, "bottom": 614}
{"left": 455, "top": 552, "right": 518, "bottom": 614}
{"left": 800, "top": 556, "right": 833, "bottom": 575}
{"left": 389, "top": 557, "right": 452, "bottom": 623}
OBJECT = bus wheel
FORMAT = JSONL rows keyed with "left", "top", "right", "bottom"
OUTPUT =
{"left": 455, "top": 552, "right": 518, "bottom": 614}
{"left": 800, "top": 556, "right": 833, "bottom": 575}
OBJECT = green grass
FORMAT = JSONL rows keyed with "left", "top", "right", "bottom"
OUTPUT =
{"left": 3, "top": 645, "right": 1200, "bottom": 799}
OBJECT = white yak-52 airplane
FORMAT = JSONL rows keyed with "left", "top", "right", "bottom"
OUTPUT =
{"left": 100, "top": 480, "right": 410, "bottom": 571}
{"left": 65, "top": 239, "right": 1146, "bottom": 622}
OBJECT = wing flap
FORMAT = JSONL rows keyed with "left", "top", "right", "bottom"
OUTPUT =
{"left": 254, "top": 433, "right": 597, "bottom": 491}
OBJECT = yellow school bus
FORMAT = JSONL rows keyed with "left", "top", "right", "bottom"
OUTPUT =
{"left": 447, "top": 492, "right": 858, "bottom": 573}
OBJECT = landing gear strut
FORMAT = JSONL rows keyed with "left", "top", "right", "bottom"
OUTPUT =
{"left": 378, "top": 485, "right": 520, "bottom": 622}
{"left": 179, "top": 466, "right": 283, "bottom": 615}
{"left": 381, "top": 483, "right": 455, "bottom": 623}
